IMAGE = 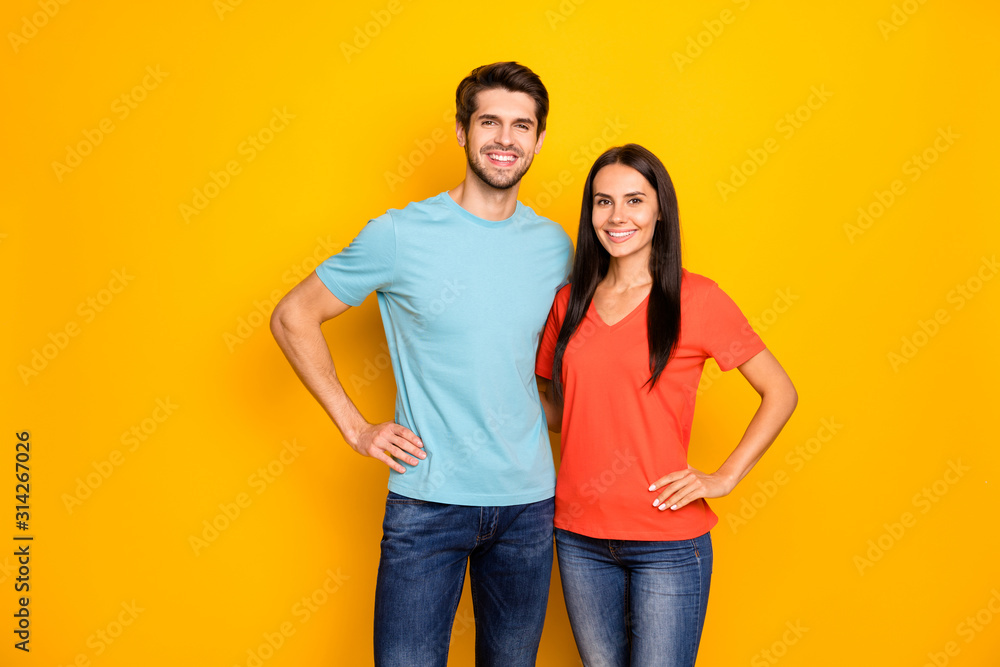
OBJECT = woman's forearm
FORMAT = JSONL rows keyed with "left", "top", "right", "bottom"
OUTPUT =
{"left": 714, "top": 378, "right": 798, "bottom": 491}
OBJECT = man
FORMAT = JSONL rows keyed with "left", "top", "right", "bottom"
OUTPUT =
{"left": 270, "top": 62, "right": 573, "bottom": 666}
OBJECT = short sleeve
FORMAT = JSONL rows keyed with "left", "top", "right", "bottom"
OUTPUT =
{"left": 315, "top": 213, "right": 396, "bottom": 307}
{"left": 535, "top": 287, "right": 569, "bottom": 379}
{"left": 699, "top": 282, "right": 766, "bottom": 371}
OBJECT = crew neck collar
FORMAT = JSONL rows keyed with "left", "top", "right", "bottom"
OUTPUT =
{"left": 439, "top": 190, "right": 522, "bottom": 228}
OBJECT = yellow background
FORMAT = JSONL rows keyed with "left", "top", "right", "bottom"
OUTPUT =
{"left": 3, "top": 0, "right": 999, "bottom": 665}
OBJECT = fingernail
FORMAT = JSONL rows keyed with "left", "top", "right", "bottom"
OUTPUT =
{"left": 658, "top": 504, "right": 667, "bottom": 511}
{"left": 652, "top": 499, "right": 660, "bottom": 507}
{"left": 648, "top": 484, "right": 656, "bottom": 491}
{"left": 670, "top": 505, "right": 678, "bottom": 510}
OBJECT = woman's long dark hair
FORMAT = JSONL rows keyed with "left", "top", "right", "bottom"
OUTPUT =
{"left": 552, "top": 143, "right": 682, "bottom": 399}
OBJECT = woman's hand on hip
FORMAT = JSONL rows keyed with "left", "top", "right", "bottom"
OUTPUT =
{"left": 648, "top": 466, "right": 735, "bottom": 511}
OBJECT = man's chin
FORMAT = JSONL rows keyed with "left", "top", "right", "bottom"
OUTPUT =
{"left": 470, "top": 162, "right": 531, "bottom": 191}
{"left": 483, "top": 177, "right": 519, "bottom": 191}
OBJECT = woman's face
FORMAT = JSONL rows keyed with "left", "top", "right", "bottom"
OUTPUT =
{"left": 591, "top": 163, "right": 659, "bottom": 263}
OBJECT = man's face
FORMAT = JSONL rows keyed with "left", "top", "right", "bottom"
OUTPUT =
{"left": 457, "top": 88, "right": 546, "bottom": 190}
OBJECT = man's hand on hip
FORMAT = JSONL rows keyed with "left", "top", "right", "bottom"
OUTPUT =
{"left": 351, "top": 422, "right": 425, "bottom": 473}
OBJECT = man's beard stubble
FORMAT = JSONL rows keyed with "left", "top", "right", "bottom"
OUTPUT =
{"left": 465, "top": 144, "right": 532, "bottom": 191}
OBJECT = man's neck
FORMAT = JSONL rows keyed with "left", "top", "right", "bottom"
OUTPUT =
{"left": 447, "top": 175, "right": 520, "bottom": 221}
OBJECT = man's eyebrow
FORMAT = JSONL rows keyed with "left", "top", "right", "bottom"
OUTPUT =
{"left": 476, "top": 113, "right": 535, "bottom": 126}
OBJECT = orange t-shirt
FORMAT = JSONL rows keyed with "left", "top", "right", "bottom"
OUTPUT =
{"left": 535, "top": 270, "right": 766, "bottom": 540}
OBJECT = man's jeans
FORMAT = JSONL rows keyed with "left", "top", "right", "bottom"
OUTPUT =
{"left": 374, "top": 491, "right": 554, "bottom": 667}
{"left": 555, "top": 528, "right": 713, "bottom": 667}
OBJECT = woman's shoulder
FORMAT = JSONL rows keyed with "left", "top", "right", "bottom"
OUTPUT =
{"left": 681, "top": 269, "right": 736, "bottom": 315}
{"left": 554, "top": 282, "right": 573, "bottom": 303}
{"left": 681, "top": 268, "right": 720, "bottom": 295}
{"left": 547, "top": 283, "right": 572, "bottom": 316}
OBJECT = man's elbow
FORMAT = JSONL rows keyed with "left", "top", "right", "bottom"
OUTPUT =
{"left": 270, "top": 294, "right": 299, "bottom": 341}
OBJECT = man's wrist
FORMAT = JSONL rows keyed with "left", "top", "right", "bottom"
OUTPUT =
{"left": 338, "top": 414, "right": 367, "bottom": 447}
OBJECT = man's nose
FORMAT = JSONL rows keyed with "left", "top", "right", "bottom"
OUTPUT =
{"left": 496, "top": 124, "right": 514, "bottom": 146}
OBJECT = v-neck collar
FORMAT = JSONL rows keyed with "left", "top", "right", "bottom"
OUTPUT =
{"left": 588, "top": 292, "right": 650, "bottom": 331}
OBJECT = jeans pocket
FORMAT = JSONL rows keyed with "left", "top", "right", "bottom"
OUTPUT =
{"left": 386, "top": 491, "right": 428, "bottom": 505}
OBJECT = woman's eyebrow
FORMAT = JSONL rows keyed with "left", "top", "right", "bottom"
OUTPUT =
{"left": 593, "top": 191, "right": 646, "bottom": 198}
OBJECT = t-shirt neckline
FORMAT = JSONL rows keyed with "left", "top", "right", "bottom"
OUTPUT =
{"left": 438, "top": 190, "right": 523, "bottom": 228}
{"left": 588, "top": 292, "right": 650, "bottom": 330}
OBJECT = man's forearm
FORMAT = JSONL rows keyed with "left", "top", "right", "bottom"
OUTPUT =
{"left": 270, "top": 308, "right": 366, "bottom": 445}
{"left": 268, "top": 275, "right": 425, "bottom": 473}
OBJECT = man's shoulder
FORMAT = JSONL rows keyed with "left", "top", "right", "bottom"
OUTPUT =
{"left": 386, "top": 192, "right": 450, "bottom": 221}
{"left": 516, "top": 202, "right": 573, "bottom": 248}
{"left": 517, "top": 200, "right": 559, "bottom": 227}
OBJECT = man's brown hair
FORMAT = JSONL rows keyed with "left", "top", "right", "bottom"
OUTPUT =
{"left": 455, "top": 62, "right": 549, "bottom": 136}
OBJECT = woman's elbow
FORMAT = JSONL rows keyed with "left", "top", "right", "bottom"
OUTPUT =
{"left": 780, "top": 377, "right": 798, "bottom": 417}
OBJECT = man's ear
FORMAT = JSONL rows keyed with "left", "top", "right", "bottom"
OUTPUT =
{"left": 456, "top": 121, "right": 466, "bottom": 148}
{"left": 533, "top": 129, "right": 546, "bottom": 155}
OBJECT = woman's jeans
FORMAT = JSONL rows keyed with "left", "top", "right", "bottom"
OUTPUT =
{"left": 555, "top": 528, "right": 713, "bottom": 667}
{"left": 374, "top": 492, "right": 554, "bottom": 667}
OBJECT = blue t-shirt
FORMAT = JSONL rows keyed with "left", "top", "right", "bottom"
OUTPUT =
{"left": 316, "top": 191, "right": 573, "bottom": 505}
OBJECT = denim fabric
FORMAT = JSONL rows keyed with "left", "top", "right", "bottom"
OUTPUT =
{"left": 555, "top": 528, "right": 712, "bottom": 667}
{"left": 374, "top": 492, "right": 554, "bottom": 667}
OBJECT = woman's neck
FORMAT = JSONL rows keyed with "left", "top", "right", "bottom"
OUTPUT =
{"left": 602, "top": 252, "right": 653, "bottom": 292}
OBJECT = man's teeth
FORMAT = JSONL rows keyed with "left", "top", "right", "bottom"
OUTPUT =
{"left": 608, "top": 230, "right": 636, "bottom": 238}
{"left": 490, "top": 154, "right": 516, "bottom": 162}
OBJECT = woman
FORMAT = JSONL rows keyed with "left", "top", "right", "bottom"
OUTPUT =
{"left": 536, "top": 144, "right": 797, "bottom": 667}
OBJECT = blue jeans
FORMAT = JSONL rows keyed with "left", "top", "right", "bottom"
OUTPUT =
{"left": 374, "top": 492, "right": 554, "bottom": 667}
{"left": 555, "top": 528, "right": 713, "bottom": 667}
